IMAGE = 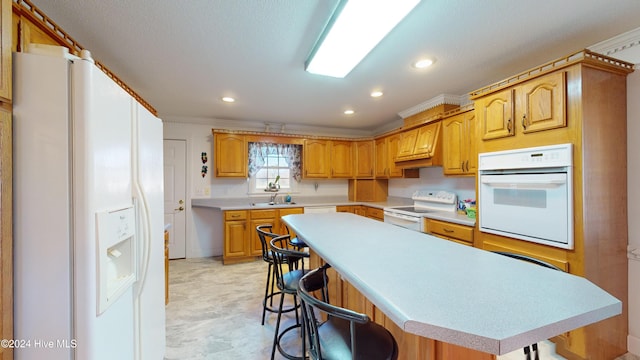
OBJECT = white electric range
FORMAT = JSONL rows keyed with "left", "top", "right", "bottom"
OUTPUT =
{"left": 383, "top": 190, "right": 457, "bottom": 232}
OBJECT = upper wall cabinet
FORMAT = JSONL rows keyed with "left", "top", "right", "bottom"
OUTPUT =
{"left": 354, "top": 140, "right": 374, "bottom": 178}
{"left": 375, "top": 134, "right": 408, "bottom": 178}
{"left": 303, "top": 139, "right": 330, "bottom": 178}
{"left": 476, "top": 88, "right": 514, "bottom": 140}
{"left": 517, "top": 71, "right": 566, "bottom": 133}
{"left": 214, "top": 133, "right": 247, "bottom": 177}
{"left": 303, "top": 139, "right": 353, "bottom": 179}
{"left": 442, "top": 109, "right": 476, "bottom": 175}
{"left": 0, "top": 0, "right": 11, "bottom": 101}
{"left": 394, "top": 121, "right": 442, "bottom": 167}
{"left": 330, "top": 140, "right": 353, "bottom": 178}
{"left": 476, "top": 71, "right": 566, "bottom": 141}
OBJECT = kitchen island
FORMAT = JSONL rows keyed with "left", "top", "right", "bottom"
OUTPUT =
{"left": 282, "top": 212, "right": 621, "bottom": 359}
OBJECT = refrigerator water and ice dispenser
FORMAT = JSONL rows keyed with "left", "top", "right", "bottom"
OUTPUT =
{"left": 96, "top": 206, "right": 136, "bottom": 314}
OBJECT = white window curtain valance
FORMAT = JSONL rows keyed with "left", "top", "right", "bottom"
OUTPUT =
{"left": 247, "top": 142, "right": 302, "bottom": 181}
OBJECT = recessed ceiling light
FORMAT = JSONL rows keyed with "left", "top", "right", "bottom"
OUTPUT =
{"left": 413, "top": 58, "right": 434, "bottom": 69}
{"left": 370, "top": 90, "right": 383, "bottom": 98}
{"left": 344, "top": 109, "right": 355, "bottom": 115}
{"left": 221, "top": 96, "right": 235, "bottom": 103}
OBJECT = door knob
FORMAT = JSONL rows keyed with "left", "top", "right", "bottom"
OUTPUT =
{"left": 175, "top": 206, "right": 184, "bottom": 211}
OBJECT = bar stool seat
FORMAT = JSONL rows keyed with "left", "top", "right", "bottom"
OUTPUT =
{"left": 284, "top": 224, "right": 307, "bottom": 249}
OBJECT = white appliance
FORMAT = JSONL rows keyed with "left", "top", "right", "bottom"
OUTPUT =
{"left": 478, "top": 143, "right": 573, "bottom": 249}
{"left": 13, "top": 50, "right": 165, "bottom": 359}
{"left": 303, "top": 205, "right": 337, "bottom": 214}
{"left": 383, "top": 190, "right": 457, "bottom": 232}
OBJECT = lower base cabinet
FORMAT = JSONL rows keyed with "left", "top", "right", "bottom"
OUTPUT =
{"left": 223, "top": 207, "right": 303, "bottom": 264}
{"left": 309, "top": 251, "right": 493, "bottom": 360}
{"left": 424, "top": 219, "right": 474, "bottom": 246}
{"left": 164, "top": 230, "right": 169, "bottom": 305}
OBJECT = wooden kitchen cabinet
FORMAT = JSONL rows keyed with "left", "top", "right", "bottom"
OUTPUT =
{"left": 353, "top": 205, "right": 366, "bottom": 217}
{"left": 354, "top": 140, "right": 374, "bottom": 178}
{"left": 375, "top": 134, "right": 412, "bottom": 178}
{"left": 396, "top": 128, "right": 418, "bottom": 159}
{"left": 214, "top": 133, "right": 247, "bottom": 177}
{"left": 304, "top": 139, "right": 330, "bottom": 178}
{"left": 223, "top": 207, "right": 304, "bottom": 264}
{"left": 424, "top": 219, "right": 473, "bottom": 246}
{"left": 396, "top": 121, "right": 441, "bottom": 162}
{"left": 164, "top": 231, "right": 169, "bottom": 304}
{"left": 303, "top": 139, "right": 352, "bottom": 178}
{"left": 336, "top": 205, "right": 353, "bottom": 213}
{"left": 0, "top": 103, "right": 11, "bottom": 360}
{"left": 330, "top": 140, "right": 353, "bottom": 178}
{"left": 476, "top": 88, "right": 514, "bottom": 140}
{"left": 223, "top": 210, "right": 248, "bottom": 262}
{"left": 476, "top": 71, "right": 566, "bottom": 142}
{"left": 442, "top": 108, "right": 476, "bottom": 175}
{"left": 248, "top": 209, "right": 277, "bottom": 257}
{"left": 364, "top": 206, "right": 384, "bottom": 221}
{"left": 0, "top": 0, "right": 10, "bottom": 102}
{"left": 516, "top": 71, "right": 566, "bottom": 134}
{"left": 470, "top": 50, "right": 633, "bottom": 359}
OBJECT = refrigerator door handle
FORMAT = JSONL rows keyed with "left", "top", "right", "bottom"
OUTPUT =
{"left": 133, "top": 185, "right": 151, "bottom": 297}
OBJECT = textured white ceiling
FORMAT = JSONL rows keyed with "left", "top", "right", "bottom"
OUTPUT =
{"left": 29, "top": 0, "right": 640, "bottom": 135}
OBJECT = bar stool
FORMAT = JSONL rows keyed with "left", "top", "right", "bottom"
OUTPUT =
{"left": 256, "top": 224, "right": 298, "bottom": 326}
{"left": 284, "top": 224, "right": 307, "bottom": 250}
{"left": 298, "top": 263, "right": 399, "bottom": 360}
{"left": 269, "top": 234, "right": 311, "bottom": 360}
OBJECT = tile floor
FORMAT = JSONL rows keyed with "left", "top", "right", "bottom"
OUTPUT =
{"left": 164, "top": 257, "right": 638, "bottom": 360}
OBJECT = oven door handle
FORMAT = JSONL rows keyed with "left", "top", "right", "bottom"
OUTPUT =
{"left": 480, "top": 178, "right": 566, "bottom": 189}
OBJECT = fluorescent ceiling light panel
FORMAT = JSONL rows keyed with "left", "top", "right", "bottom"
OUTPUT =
{"left": 305, "top": 0, "right": 421, "bottom": 78}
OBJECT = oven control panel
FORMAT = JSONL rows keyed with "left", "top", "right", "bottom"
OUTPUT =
{"left": 412, "top": 190, "right": 457, "bottom": 204}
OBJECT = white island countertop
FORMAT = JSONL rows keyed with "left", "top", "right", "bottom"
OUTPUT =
{"left": 282, "top": 212, "right": 621, "bottom": 355}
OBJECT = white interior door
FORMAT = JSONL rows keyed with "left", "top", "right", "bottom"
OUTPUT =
{"left": 163, "top": 139, "right": 187, "bottom": 259}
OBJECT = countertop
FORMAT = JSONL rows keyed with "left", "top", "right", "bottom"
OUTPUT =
{"left": 190, "top": 196, "right": 475, "bottom": 226}
{"left": 281, "top": 212, "right": 621, "bottom": 355}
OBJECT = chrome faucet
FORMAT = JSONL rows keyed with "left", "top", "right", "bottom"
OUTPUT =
{"left": 269, "top": 192, "right": 279, "bottom": 204}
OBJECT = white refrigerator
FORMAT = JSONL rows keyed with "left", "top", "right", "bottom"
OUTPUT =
{"left": 13, "top": 49, "right": 166, "bottom": 359}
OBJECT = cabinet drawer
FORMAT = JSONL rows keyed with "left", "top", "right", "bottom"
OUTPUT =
{"left": 365, "top": 207, "right": 384, "bottom": 221}
{"left": 225, "top": 210, "right": 247, "bottom": 221}
{"left": 425, "top": 219, "right": 473, "bottom": 243}
{"left": 250, "top": 209, "right": 276, "bottom": 219}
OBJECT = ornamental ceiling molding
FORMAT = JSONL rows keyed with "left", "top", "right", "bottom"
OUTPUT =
{"left": 589, "top": 26, "right": 640, "bottom": 66}
{"left": 397, "top": 94, "right": 466, "bottom": 119}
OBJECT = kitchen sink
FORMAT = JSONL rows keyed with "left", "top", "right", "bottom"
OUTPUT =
{"left": 250, "top": 202, "right": 296, "bottom": 207}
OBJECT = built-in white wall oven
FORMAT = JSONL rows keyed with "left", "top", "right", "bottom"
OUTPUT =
{"left": 478, "top": 143, "right": 573, "bottom": 249}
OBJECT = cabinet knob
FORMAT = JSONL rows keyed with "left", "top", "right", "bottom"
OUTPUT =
{"left": 507, "top": 118, "right": 512, "bottom": 132}
{"left": 522, "top": 114, "right": 527, "bottom": 130}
